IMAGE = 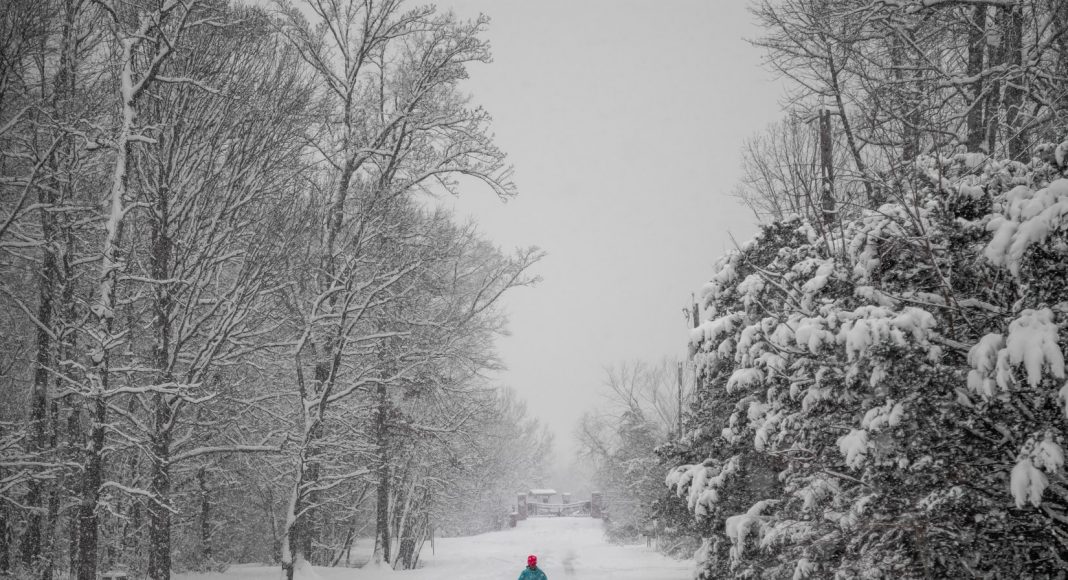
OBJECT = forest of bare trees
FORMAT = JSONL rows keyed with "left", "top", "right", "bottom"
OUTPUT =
{"left": 0, "top": 0, "right": 551, "bottom": 578}
{"left": 735, "top": 0, "right": 1068, "bottom": 223}
{"left": 577, "top": 359, "right": 695, "bottom": 546}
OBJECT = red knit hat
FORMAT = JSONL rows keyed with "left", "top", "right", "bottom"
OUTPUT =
{"left": 527, "top": 555, "right": 537, "bottom": 567}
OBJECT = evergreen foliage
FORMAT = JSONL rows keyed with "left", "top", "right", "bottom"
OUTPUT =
{"left": 666, "top": 148, "right": 1068, "bottom": 578}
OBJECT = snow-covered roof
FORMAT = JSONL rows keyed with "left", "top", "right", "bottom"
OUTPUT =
{"left": 529, "top": 489, "right": 557, "bottom": 495}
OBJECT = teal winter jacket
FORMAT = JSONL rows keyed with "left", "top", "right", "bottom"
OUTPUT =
{"left": 518, "top": 566, "right": 547, "bottom": 580}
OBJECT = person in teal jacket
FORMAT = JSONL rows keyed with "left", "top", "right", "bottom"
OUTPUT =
{"left": 518, "top": 554, "right": 547, "bottom": 580}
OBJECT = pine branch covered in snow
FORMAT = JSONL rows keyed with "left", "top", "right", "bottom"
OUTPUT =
{"left": 666, "top": 148, "right": 1068, "bottom": 578}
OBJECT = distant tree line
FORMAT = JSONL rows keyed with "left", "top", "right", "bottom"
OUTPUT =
{"left": 576, "top": 359, "right": 695, "bottom": 547}
{"left": 0, "top": 0, "right": 550, "bottom": 578}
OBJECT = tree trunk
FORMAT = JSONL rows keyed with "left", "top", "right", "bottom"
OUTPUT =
{"left": 22, "top": 0, "right": 81, "bottom": 564}
{"left": 1055, "top": 3, "right": 1068, "bottom": 115}
{"left": 147, "top": 398, "right": 174, "bottom": 580}
{"left": 77, "top": 30, "right": 138, "bottom": 580}
{"left": 329, "top": 526, "right": 355, "bottom": 567}
{"left": 198, "top": 468, "right": 212, "bottom": 562}
{"left": 301, "top": 362, "right": 330, "bottom": 563}
{"left": 21, "top": 161, "right": 58, "bottom": 564}
{"left": 76, "top": 397, "right": 106, "bottom": 580}
{"left": 965, "top": 5, "right": 988, "bottom": 152}
{"left": 147, "top": 174, "right": 175, "bottom": 580}
{"left": 818, "top": 108, "right": 836, "bottom": 225}
{"left": 1001, "top": 4, "right": 1026, "bottom": 160}
{"left": 21, "top": 192, "right": 55, "bottom": 569}
{"left": 282, "top": 476, "right": 301, "bottom": 580}
{"left": 0, "top": 508, "right": 10, "bottom": 574}
{"left": 282, "top": 377, "right": 323, "bottom": 580}
{"left": 397, "top": 487, "right": 429, "bottom": 570}
{"left": 373, "top": 383, "right": 391, "bottom": 566}
{"left": 985, "top": 6, "right": 1010, "bottom": 155}
{"left": 113, "top": 393, "right": 143, "bottom": 563}
{"left": 283, "top": 144, "right": 352, "bottom": 573}
{"left": 38, "top": 401, "right": 62, "bottom": 580}
{"left": 826, "top": 52, "right": 873, "bottom": 200}
{"left": 891, "top": 30, "right": 922, "bottom": 163}
{"left": 66, "top": 406, "right": 81, "bottom": 576}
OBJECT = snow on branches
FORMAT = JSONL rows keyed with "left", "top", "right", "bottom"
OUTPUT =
{"left": 668, "top": 146, "right": 1068, "bottom": 578}
{"left": 969, "top": 308, "right": 1065, "bottom": 396}
{"left": 987, "top": 179, "right": 1068, "bottom": 276}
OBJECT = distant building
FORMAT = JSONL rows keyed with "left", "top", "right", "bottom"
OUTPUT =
{"left": 528, "top": 488, "right": 557, "bottom": 504}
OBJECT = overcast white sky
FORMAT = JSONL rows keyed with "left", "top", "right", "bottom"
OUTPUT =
{"left": 436, "top": 1, "right": 785, "bottom": 468}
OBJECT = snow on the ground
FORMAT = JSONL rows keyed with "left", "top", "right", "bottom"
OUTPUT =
{"left": 176, "top": 517, "right": 693, "bottom": 580}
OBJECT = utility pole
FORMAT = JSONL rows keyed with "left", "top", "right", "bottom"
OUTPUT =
{"left": 819, "top": 107, "right": 836, "bottom": 225}
{"left": 677, "top": 361, "right": 684, "bottom": 440}
{"left": 679, "top": 294, "right": 698, "bottom": 441}
{"left": 690, "top": 293, "right": 699, "bottom": 329}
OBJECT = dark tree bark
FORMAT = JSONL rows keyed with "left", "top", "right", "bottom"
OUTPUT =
{"left": 984, "top": 32, "right": 1004, "bottom": 155}
{"left": 39, "top": 401, "right": 62, "bottom": 580}
{"left": 0, "top": 509, "right": 9, "bottom": 574}
{"left": 302, "top": 362, "right": 329, "bottom": 561}
{"left": 824, "top": 47, "right": 873, "bottom": 200}
{"left": 147, "top": 178, "right": 175, "bottom": 580}
{"left": 819, "top": 108, "right": 836, "bottom": 224}
{"left": 374, "top": 382, "right": 391, "bottom": 565}
{"left": 66, "top": 406, "right": 82, "bottom": 576}
{"left": 198, "top": 468, "right": 212, "bottom": 561}
{"left": 75, "top": 397, "right": 106, "bottom": 580}
{"left": 965, "top": 5, "right": 988, "bottom": 152}
{"left": 20, "top": 172, "right": 56, "bottom": 569}
{"left": 147, "top": 405, "right": 175, "bottom": 580}
{"left": 1055, "top": 1, "right": 1068, "bottom": 115}
{"left": 891, "top": 28, "right": 923, "bottom": 163}
{"left": 21, "top": 0, "right": 82, "bottom": 565}
{"left": 1001, "top": 4, "right": 1026, "bottom": 160}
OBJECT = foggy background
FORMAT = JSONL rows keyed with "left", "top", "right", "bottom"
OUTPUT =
{"left": 438, "top": 0, "right": 785, "bottom": 487}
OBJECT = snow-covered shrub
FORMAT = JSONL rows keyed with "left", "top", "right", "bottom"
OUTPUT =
{"left": 667, "top": 146, "right": 1068, "bottom": 578}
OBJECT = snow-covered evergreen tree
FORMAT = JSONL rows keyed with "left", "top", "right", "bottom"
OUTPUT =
{"left": 668, "top": 145, "right": 1068, "bottom": 578}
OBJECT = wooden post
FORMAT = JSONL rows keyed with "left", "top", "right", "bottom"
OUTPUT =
{"left": 677, "top": 361, "right": 684, "bottom": 440}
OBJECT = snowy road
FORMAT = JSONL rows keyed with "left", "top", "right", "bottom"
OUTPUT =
{"left": 177, "top": 517, "right": 693, "bottom": 580}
